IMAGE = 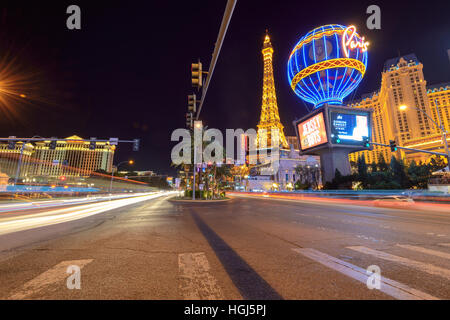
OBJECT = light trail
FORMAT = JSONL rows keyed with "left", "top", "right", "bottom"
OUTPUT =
{"left": 0, "top": 192, "right": 167, "bottom": 214}
{"left": 0, "top": 191, "right": 176, "bottom": 235}
{"left": 229, "top": 192, "right": 450, "bottom": 213}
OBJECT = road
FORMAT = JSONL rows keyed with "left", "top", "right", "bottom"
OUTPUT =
{"left": 0, "top": 193, "right": 449, "bottom": 300}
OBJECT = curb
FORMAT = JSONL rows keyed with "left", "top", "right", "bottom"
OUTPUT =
{"left": 168, "top": 198, "right": 232, "bottom": 204}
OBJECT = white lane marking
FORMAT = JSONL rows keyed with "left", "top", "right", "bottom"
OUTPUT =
{"left": 178, "top": 252, "right": 224, "bottom": 300}
{"left": 439, "top": 243, "right": 450, "bottom": 247}
{"left": 396, "top": 244, "right": 450, "bottom": 260}
{"left": 348, "top": 246, "right": 450, "bottom": 281}
{"left": 293, "top": 248, "right": 438, "bottom": 300}
{"left": 8, "top": 259, "right": 93, "bottom": 299}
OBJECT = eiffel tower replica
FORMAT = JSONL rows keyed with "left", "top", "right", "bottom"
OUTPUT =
{"left": 257, "top": 31, "right": 289, "bottom": 152}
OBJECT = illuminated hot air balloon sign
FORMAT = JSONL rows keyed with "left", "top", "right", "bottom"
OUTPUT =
{"left": 287, "top": 24, "right": 369, "bottom": 108}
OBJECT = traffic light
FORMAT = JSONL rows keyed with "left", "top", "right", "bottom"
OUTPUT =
{"left": 89, "top": 138, "right": 96, "bottom": 150}
{"left": 191, "top": 61, "right": 203, "bottom": 90}
{"left": 188, "top": 94, "right": 197, "bottom": 113}
{"left": 186, "top": 112, "right": 193, "bottom": 128}
{"left": 132, "top": 139, "right": 140, "bottom": 152}
{"left": 363, "top": 136, "right": 370, "bottom": 148}
{"left": 49, "top": 138, "right": 57, "bottom": 150}
{"left": 389, "top": 140, "right": 397, "bottom": 152}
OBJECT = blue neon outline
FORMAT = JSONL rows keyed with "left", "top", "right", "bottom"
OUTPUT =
{"left": 313, "top": 27, "right": 326, "bottom": 104}
{"left": 303, "top": 42, "right": 322, "bottom": 105}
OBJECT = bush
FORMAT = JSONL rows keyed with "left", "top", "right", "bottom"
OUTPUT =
{"left": 184, "top": 190, "right": 203, "bottom": 199}
{"left": 295, "top": 181, "right": 311, "bottom": 190}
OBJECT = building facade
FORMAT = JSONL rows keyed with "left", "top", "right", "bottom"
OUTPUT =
{"left": 0, "top": 136, "right": 115, "bottom": 180}
{"left": 348, "top": 54, "right": 449, "bottom": 164}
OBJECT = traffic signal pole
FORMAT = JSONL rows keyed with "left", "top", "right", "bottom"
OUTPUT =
{"left": 371, "top": 142, "right": 448, "bottom": 157}
{"left": 196, "top": 0, "right": 237, "bottom": 120}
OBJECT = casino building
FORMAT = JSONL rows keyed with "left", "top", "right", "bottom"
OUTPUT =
{"left": 348, "top": 54, "right": 450, "bottom": 164}
{"left": 0, "top": 136, "right": 115, "bottom": 180}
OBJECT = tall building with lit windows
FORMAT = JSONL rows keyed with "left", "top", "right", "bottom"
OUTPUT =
{"left": 0, "top": 135, "right": 115, "bottom": 179}
{"left": 349, "top": 54, "right": 450, "bottom": 164}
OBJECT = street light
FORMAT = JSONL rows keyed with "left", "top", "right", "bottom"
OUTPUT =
{"left": 109, "top": 160, "right": 134, "bottom": 195}
{"left": 192, "top": 120, "right": 203, "bottom": 200}
{"left": 399, "top": 101, "right": 450, "bottom": 168}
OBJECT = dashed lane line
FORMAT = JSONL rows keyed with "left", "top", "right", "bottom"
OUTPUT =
{"left": 178, "top": 252, "right": 224, "bottom": 300}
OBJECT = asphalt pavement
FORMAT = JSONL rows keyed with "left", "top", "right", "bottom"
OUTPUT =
{"left": 0, "top": 193, "right": 449, "bottom": 300}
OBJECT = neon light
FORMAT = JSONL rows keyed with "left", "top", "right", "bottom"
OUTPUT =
{"left": 290, "top": 58, "right": 366, "bottom": 90}
{"left": 287, "top": 24, "right": 369, "bottom": 108}
{"left": 342, "top": 25, "right": 369, "bottom": 58}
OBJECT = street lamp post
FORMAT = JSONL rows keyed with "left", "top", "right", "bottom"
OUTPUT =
{"left": 109, "top": 160, "right": 134, "bottom": 195}
{"left": 399, "top": 101, "right": 450, "bottom": 168}
{"left": 193, "top": 120, "right": 203, "bottom": 200}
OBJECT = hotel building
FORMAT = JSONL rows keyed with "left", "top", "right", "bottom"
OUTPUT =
{"left": 348, "top": 54, "right": 449, "bottom": 164}
{"left": 0, "top": 135, "right": 115, "bottom": 179}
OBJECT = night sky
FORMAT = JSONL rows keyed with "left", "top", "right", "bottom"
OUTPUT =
{"left": 0, "top": 0, "right": 449, "bottom": 174}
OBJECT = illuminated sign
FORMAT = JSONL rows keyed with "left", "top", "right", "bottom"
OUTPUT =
{"left": 330, "top": 112, "right": 370, "bottom": 145}
{"left": 298, "top": 112, "right": 328, "bottom": 151}
{"left": 342, "top": 25, "right": 369, "bottom": 58}
{"left": 287, "top": 25, "right": 369, "bottom": 109}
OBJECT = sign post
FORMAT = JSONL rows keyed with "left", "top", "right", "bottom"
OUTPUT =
{"left": 294, "top": 105, "right": 373, "bottom": 183}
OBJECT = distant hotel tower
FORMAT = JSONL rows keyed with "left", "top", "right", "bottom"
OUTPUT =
{"left": 348, "top": 54, "right": 449, "bottom": 164}
{"left": 257, "top": 32, "right": 289, "bottom": 149}
{"left": 0, "top": 136, "right": 115, "bottom": 180}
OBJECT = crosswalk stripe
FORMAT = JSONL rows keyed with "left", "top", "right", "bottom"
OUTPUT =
{"left": 348, "top": 246, "right": 450, "bottom": 281}
{"left": 8, "top": 259, "right": 93, "bottom": 299}
{"left": 178, "top": 252, "right": 224, "bottom": 300}
{"left": 293, "top": 248, "right": 438, "bottom": 300}
{"left": 396, "top": 244, "right": 450, "bottom": 260}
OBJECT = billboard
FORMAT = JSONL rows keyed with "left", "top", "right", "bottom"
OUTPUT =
{"left": 330, "top": 111, "right": 370, "bottom": 146}
{"left": 297, "top": 112, "right": 328, "bottom": 151}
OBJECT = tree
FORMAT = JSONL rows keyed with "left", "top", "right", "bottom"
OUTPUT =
{"left": 429, "top": 155, "right": 447, "bottom": 172}
{"left": 323, "top": 169, "right": 354, "bottom": 190}
{"left": 295, "top": 164, "right": 320, "bottom": 190}
{"left": 407, "top": 160, "right": 433, "bottom": 189}
{"left": 378, "top": 153, "right": 388, "bottom": 171}
{"left": 370, "top": 162, "right": 378, "bottom": 173}
{"left": 357, "top": 155, "right": 368, "bottom": 187}
{"left": 390, "top": 156, "right": 410, "bottom": 189}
